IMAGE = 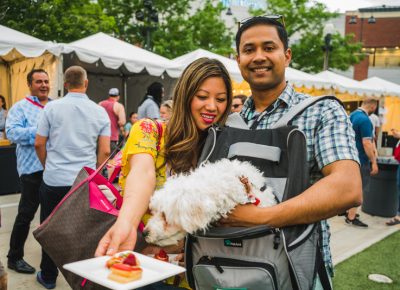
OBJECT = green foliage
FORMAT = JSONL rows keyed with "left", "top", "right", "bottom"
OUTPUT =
{"left": 100, "top": 0, "right": 233, "bottom": 58}
{"left": 252, "top": 0, "right": 364, "bottom": 72}
{"left": 333, "top": 231, "right": 400, "bottom": 290}
{"left": 184, "top": 1, "right": 233, "bottom": 57}
{"left": 98, "top": 0, "right": 192, "bottom": 47}
{"left": 1, "top": 0, "right": 116, "bottom": 42}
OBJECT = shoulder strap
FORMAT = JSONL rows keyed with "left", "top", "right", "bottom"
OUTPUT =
{"left": 271, "top": 95, "right": 341, "bottom": 129}
{"left": 198, "top": 126, "right": 219, "bottom": 166}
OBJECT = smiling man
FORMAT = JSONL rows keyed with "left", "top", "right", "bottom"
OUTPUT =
{"left": 5, "top": 69, "right": 50, "bottom": 275}
{"left": 221, "top": 16, "right": 363, "bottom": 289}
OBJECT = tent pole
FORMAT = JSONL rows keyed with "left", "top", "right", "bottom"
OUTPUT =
{"left": 6, "top": 62, "right": 12, "bottom": 107}
{"left": 58, "top": 54, "right": 64, "bottom": 98}
{"left": 123, "top": 77, "right": 127, "bottom": 111}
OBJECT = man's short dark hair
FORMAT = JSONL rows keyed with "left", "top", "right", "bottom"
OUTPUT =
{"left": 233, "top": 94, "right": 247, "bottom": 105}
{"left": 27, "top": 69, "right": 48, "bottom": 85}
{"left": 235, "top": 17, "right": 289, "bottom": 54}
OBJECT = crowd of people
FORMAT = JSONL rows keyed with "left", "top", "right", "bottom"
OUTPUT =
{"left": 0, "top": 14, "right": 398, "bottom": 290}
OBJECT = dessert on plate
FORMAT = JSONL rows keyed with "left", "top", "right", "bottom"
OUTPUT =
{"left": 106, "top": 251, "right": 142, "bottom": 283}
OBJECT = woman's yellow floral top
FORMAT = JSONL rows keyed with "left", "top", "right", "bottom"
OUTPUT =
{"left": 120, "top": 119, "right": 166, "bottom": 192}
{"left": 119, "top": 119, "right": 190, "bottom": 288}
{"left": 119, "top": 119, "right": 166, "bottom": 224}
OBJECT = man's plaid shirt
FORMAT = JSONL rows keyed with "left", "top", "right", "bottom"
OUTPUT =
{"left": 240, "top": 84, "right": 360, "bottom": 275}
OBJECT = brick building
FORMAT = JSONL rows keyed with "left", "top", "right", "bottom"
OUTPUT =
{"left": 345, "top": 5, "right": 400, "bottom": 81}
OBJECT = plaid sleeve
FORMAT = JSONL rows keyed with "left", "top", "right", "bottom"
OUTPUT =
{"left": 314, "top": 100, "right": 360, "bottom": 169}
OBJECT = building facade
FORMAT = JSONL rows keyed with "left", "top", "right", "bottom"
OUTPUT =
{"left": 345, "top": 5, "right": 400, "bottom": 81}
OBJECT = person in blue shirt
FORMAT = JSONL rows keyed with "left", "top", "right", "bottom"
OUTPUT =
{"left": 5, "top": 69, "right": 50, "bottom": 275}
{"left": 347, "top": 98, "right": 379, "bottom": 228}
{"left": 34, "top": 65, "right": 110, "bottom": 289}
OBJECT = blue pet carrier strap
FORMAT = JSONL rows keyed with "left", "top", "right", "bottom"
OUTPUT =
{"left": 271, "top": 95, "right": 341, "bottom": 129}
{"left": 228, "top": 142, "right": 281, "bottom": 162}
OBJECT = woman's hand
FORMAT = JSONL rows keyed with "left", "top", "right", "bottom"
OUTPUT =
{"left": 95, "top": 219, "right": 137, "bottom": 257}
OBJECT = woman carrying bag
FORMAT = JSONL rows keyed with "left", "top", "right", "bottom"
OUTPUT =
{"left": 95, "top": 58, "right": 233, "bottom": 289}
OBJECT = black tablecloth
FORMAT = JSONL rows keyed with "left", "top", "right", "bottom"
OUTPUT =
{"left": 0, "top": 145, "right": 21, "bottom": 195}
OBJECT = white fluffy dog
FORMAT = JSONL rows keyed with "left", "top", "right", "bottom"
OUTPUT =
{"left": 144, "top": 159, "right": 277, "bottom": 246}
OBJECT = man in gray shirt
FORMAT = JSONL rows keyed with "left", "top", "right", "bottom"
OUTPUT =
{"left": 34, "top": 66, "right": 110, "bottom": 289}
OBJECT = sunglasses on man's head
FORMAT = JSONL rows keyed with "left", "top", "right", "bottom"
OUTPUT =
{"left": 238, "top": 14, "right": 285, "bottom": 30}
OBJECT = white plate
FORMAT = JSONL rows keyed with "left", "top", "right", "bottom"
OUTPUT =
{"left": 63, "top": 251, "right": 186, "bottom": 290}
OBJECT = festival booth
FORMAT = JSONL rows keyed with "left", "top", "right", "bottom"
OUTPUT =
{"left": 0, "top": 25, "right": 63, "bottom": 106}
{"left": 314, "top": 72, "right": 399, "bottom": 218}
{"left": 0, "top": 25, "right": 63, "bottom": 194}
{"left": 360, "top": 77, "right": 400, "bottom": 132}
{"left": 63, "top": 33, "right": 179, "bottom": 114}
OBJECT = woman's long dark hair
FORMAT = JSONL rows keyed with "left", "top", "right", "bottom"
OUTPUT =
{"left": 139, "top": 82, "right": 163, "bottom": 107}
{"left": 0, "top": 95, "right": 6, "bottom": 110}
{"left": 165, "top": 58, "right": 232, "bottom": 174}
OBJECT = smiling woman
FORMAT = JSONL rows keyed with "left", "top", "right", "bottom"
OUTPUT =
{"left": 95, "top": 57, "right": 232, "bottom": 289}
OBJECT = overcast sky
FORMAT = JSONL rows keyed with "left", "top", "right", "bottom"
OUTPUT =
{"left": 317, "top": 0, "right": 400, "bottom": 12}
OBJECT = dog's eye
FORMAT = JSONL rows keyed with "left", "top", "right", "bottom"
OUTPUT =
{"left": 260, "top": 184, "right": 266, "bottom": 192}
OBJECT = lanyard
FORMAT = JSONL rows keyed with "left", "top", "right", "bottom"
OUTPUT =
{"left": 25, "top": 97, "right": 44, "bottom": 109}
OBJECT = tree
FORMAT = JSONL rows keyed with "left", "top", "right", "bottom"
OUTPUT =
{"left": 98, "top": 0, "right": 192, "bottom": 46}
{"left": 99, "top": 0, "right": 233, "bottom": 58}
{"left": 252, "top": 0, "right": 363, "bottom": 72}
{"left": 1, "top": 0, "right": 116, "bottom": 43}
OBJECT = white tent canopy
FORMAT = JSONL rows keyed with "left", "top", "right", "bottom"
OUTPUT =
{"left": 360, "top": 77, "right": 400, "bottom": 97}
{"left": 0, "top": 25, "right": 62, "bottom": 105}
{"left": 285, "top": 67, "right": 332, "bottom": 90}
{"left": 315, "top": 70, "right": 383, "bottom": 97}
{"left": 0, "top": 25, "right": 62, "bottom": 62}
{"left": 169, "top": 48, "right": 243, "bottom": 82}
{"left": 65, "top": 33, "right": 175, "bottom": 77}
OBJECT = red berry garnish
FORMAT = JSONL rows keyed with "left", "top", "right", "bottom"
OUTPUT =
{"left": 123, "top": 253, "right": 137, "bottom": 266}
{"left": 158, "top": 249, "right": 167, "bottom": 258}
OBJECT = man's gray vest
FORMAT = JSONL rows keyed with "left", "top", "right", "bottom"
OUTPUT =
{"left": 185, "top": 96, "right": 338, "bottom": 290}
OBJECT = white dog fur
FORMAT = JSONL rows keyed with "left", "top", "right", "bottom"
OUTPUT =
{"left": 144, "top": 159, "right": 277, "bottom": 246}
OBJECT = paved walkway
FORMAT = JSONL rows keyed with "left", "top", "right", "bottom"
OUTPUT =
{"left": 1, "top": 193, "right": 399, "bottom": 289}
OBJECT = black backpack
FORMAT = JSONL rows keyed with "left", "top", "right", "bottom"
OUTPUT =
{"left": 184, "top": 96, "right": 338, "bottom": 290}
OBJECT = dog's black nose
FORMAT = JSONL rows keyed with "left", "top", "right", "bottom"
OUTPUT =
{"left": 142, "top": 230, "right": 149, "bottom": 238}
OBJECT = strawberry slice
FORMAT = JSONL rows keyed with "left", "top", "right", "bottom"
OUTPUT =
{"left": 158, "top": 249, "right": 168, "bottom": 258}
{"left": 123, "top": 253, "right": 137, "bottom": 266}
{"left": 112, "top": 263, "right": 133, "bottom": 271}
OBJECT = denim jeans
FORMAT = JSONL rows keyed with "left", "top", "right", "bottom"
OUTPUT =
{"left": 7, "top": 171, "right": 43, "bottom": 261}
{"left": 39, "top": 181, "right": 71, "bottom": 283}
